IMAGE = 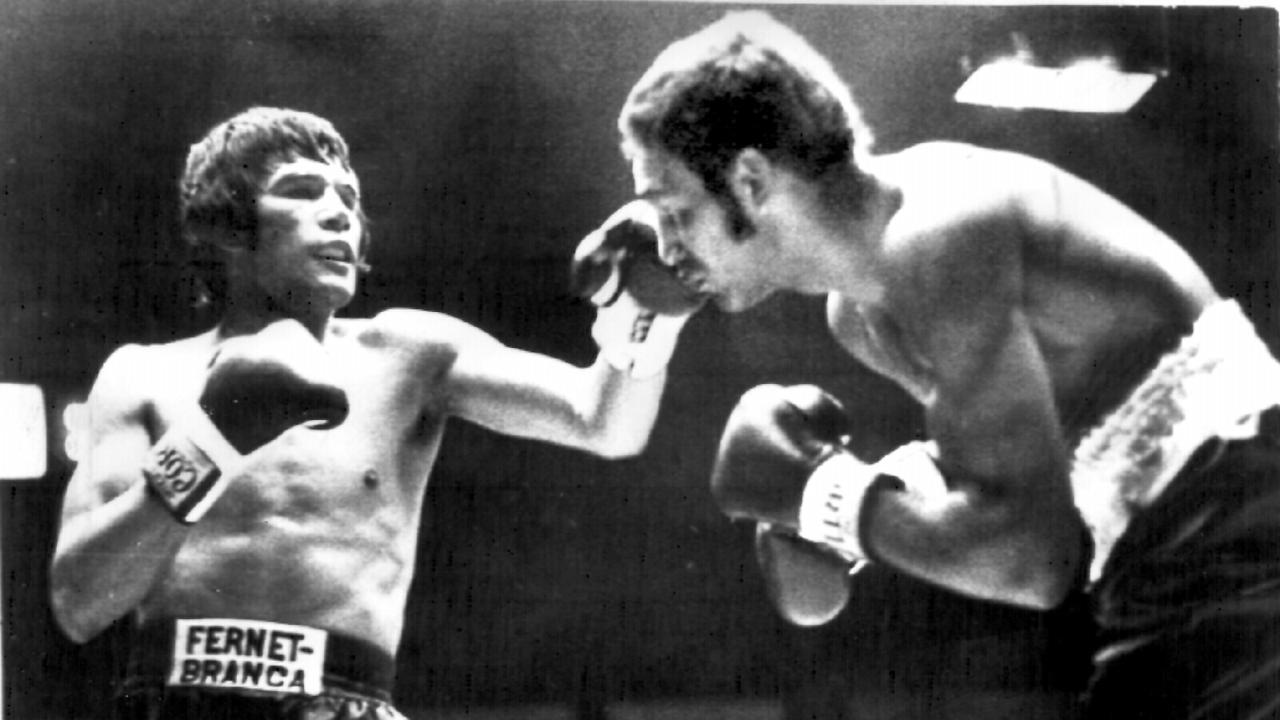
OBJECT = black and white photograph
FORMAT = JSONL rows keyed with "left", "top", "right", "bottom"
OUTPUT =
{"left": 1, "top": 2, "right": 1277, "bottom": 718}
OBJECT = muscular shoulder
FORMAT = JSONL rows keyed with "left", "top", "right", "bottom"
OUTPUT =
{"left": 882, "top": 142, "right": 1054, "bottom": 227}
{"left": 352, "top": 308, "right": 499, "bottom": 368}
{"left": 91, "top": 334, "right": 211, "bottom": 404}
{"left": 873, "top": 143, "right": 1040, "bottom": 304}
{"left": 79, "top": 332, "right": 217, "bottom": 451}
{"left": 889, "top": 141, "right": 1053, "bottom": 185}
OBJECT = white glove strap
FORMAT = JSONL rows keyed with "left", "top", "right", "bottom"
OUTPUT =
{"left": 797, "top": 452, "right": 879, "bottom": 563}
{"left": 797, "top": 442, "right": 941, "bottom": 563}
{"left": 143, "top": 409, "right": 242, "bottom": 524}
{"left": 593, "top": 291, "right": 691, "bottom": 378}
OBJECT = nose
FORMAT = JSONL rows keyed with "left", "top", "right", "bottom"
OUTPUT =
{"left": 654, "top": 223, "right": 684, "bottom": 267}
{"left": 320, "top": 210, "right": 351, "bottom": 233}
{"left": 318, "top": 191, "right": 352, "bottom": 233}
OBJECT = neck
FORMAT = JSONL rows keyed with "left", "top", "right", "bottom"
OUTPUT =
{"left": 784, "top": 170, "right": 901, "bottom": 302}
{"left": 219, "top": 290, "right": 334, "bottom": 341}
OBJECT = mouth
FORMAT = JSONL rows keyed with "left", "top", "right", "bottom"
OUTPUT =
{"left": 673, "top": 263, "right": 710, "bottom": 296}
{"left": 314, "top": 243, "right": 355, "bottom": 266}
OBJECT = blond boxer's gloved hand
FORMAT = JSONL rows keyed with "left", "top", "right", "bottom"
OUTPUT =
{"left": 570, "top": 201, "right": 706, "bottom": 378}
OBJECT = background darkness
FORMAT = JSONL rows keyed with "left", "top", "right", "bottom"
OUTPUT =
{"left": 1, "top": 2, "right": 1276, "bottom": 719}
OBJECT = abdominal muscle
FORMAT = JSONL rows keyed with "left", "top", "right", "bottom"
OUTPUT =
{"left": 136, "top": 424, "right": 438, "bottom": 656}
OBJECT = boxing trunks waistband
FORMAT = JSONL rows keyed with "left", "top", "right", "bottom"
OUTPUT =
{"left": 126, "top": 618, "right": 396, "bottom": 702}
{"left": 1070, "top": 299, "right": 1280, "bottom": 583}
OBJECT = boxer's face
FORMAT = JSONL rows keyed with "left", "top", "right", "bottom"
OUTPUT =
{"left": 252, "top": 157, "right": 363, "bottom": 311}
{"left": 631, "top": 148, "right": 775, "bottom": 312}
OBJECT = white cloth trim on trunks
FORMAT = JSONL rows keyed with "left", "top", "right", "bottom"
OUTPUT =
{"left": 1071, "top": 299, "right": 1280, "bottom": 582}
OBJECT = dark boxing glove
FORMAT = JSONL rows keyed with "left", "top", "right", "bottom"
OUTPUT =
{"left": 144, "top": 320, "right": 349, "bottom": 523}
{"left": 755, "top": 523, "right": 856, "bottom": 627}
{"left": 200, "top": 321, "right": 349, "bottom": 455}
{"left": 710, "top": 384, "right": 853, "bottom": 528}
{"left": 571, "top": 201, "right": 705, "bottom": 377}
{"left": 713, "top": 384, "right": 909, "bottom": 626}
{"left": 713, "top": 383, "right": 907, "bottom": 561}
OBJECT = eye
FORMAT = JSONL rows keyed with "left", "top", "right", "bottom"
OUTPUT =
{"left": 271, "top": 177, "right": 325, "bottom": 200}
{"left": 336, "top": 184, "right": 360, "bottom": 210}
{"left": 659, "top": 207, "right": 690, "bottom": 232}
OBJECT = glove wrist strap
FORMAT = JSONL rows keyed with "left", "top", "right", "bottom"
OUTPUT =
{"left": 143, "top": 409, "right": 241, "bottom": 524}
{"left": 797, "top": 452, "right": 879, "bottom": 562}
{"left": 798, "top": 441, "right": 945, "bottom": 563}
{"left": 594, "top": 293, "right": 690, "bottom": 379}
{"left": 798, "top": 450, "right": 911, "bottom": 563}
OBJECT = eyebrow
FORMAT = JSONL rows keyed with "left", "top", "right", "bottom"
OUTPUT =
{"left": 637, "top": 187, "right": 669, "bottom": 201}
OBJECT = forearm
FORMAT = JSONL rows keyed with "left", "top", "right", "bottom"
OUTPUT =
{"left": 800, "top": 444, "right": 1082, "bottom": 609}
{"left": 573, "top": 354, "right": 665, "bottom": 458}
{"left": 50, "top": 482, "right": 189, "bottom": 643}
{"left": 863, "top": 481, "right": 1083, "bottom": 608}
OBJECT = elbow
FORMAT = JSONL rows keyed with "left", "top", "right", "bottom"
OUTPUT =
{"left": 590, "top": 432, "right": 650, "bottom": 460}
{"left": 50, "top": 591, "right": 94, "bottom": 645}
{"left": 938, "top": 490, "right": 1084, "bottom": 610}
{"left": 1026, "top": 535, "right": 1086, "bottom": 610}
{"left": 1011, "top": 570, "right": 1076, "bottom": 611}
{"left": 49, "top": 565, "right": 98, "bottom": 644}
{"left": 995, "top": 524, "right": 1085, "bottom": 611}
{"left": 578, "top": 413, "right": 653, "bottom": 459}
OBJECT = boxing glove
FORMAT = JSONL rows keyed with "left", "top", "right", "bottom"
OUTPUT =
{"left": 144, "top": 320, "right": 349, "bottom": 524}
{"left": 571, "top": 201, "right": 705, "bottom": 377}
{"left": 755, "top": 522, "right": 856, "bottom": 627}
{"left": 200, "top": 321, "right": 349, "bottom": 455}
{"left": 710, "top": 384, "right": 853, "bottom": 528}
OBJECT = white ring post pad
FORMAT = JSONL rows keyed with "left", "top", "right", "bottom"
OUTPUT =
{"left": 143, "top": 409, "right": 243, "bottom": 524}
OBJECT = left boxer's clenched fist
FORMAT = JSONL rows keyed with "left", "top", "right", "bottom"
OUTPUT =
{"left": 571, "top": 201, "right": 705, "bottom": 377}
{"left": 710, "top": 384, "right": 852, "bottom": 528}
{"left": 570, "top": 200, "right": 705, "bottom": 315}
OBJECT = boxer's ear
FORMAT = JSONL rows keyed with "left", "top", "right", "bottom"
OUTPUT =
{"left": 188, "top": 224, "right": 251, "bottom": 256}
{"left": 727, "top": 148, "right": 773, "bottom": 214}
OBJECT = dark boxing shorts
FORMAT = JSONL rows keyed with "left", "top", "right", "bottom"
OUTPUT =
{"left": 115, "top": 618, "right": 407, "bottom": 720}
{"left": 1067, "top": 301, "right": 1280, "bottom": 719}
{"left": 1085, "top": 409, "right": 1280, "bottom": 720}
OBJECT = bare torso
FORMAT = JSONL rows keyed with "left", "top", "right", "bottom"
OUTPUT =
{"left": 135, "top": 316, "right": 451, "bottom": 654}
{"left": 829, "top": 142, "right": 1219, "bottom": 445}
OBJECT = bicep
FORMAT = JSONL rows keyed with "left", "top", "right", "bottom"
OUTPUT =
{"left": 437, "top": 321, "right": 597, "bottom": 443}
{"left": 927, "top": 305, "right": 1067, "bottom": 487}
{"left": 873, "top": 309, "right": 1079, "bottom": 605}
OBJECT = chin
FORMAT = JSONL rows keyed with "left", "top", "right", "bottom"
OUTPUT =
{"left": 712, "top": 288, "right": 763, "bottom": 314}
{"left": 312, "top": 284, "right": 356, "bottom": 313}
{"left": 713, "top": 293, "right": 748, "bottom": 314}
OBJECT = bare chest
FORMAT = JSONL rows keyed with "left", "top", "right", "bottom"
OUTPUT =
{"left": 147, "top": 340, "right": 448, "bottom": 526}
{"left": 829, "top": 301, "right": 937, "bottom": 404}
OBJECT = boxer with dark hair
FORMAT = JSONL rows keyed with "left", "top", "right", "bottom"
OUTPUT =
{"left": 50, "top": 106, "right": 703, "bottom": 719}
{"left": 621, "top": 12, "right": 1280, "bottom": 719}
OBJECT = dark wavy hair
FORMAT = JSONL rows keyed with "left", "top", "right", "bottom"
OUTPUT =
{"left": 618, "top": 11, "right": 875, "bottom": 231}
{"left": 179, "top": 107, "right": 370, "bottom": 305}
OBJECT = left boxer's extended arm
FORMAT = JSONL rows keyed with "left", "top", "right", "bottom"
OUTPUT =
{"left": 446, "top": 329, "right": 666, "bottom": 459}
{"left": 422, "top": 203, "right": 702, "bottom": 458}
{"left": 379, "top": 308, "right": 665, "bottom": 458}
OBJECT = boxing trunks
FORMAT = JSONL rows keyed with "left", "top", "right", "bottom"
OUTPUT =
{"left": 115, "top": 618, "right": 407, "bottom": 720}
{"left": 1069, "top": 300, "right": 1280, "bottom": 719}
